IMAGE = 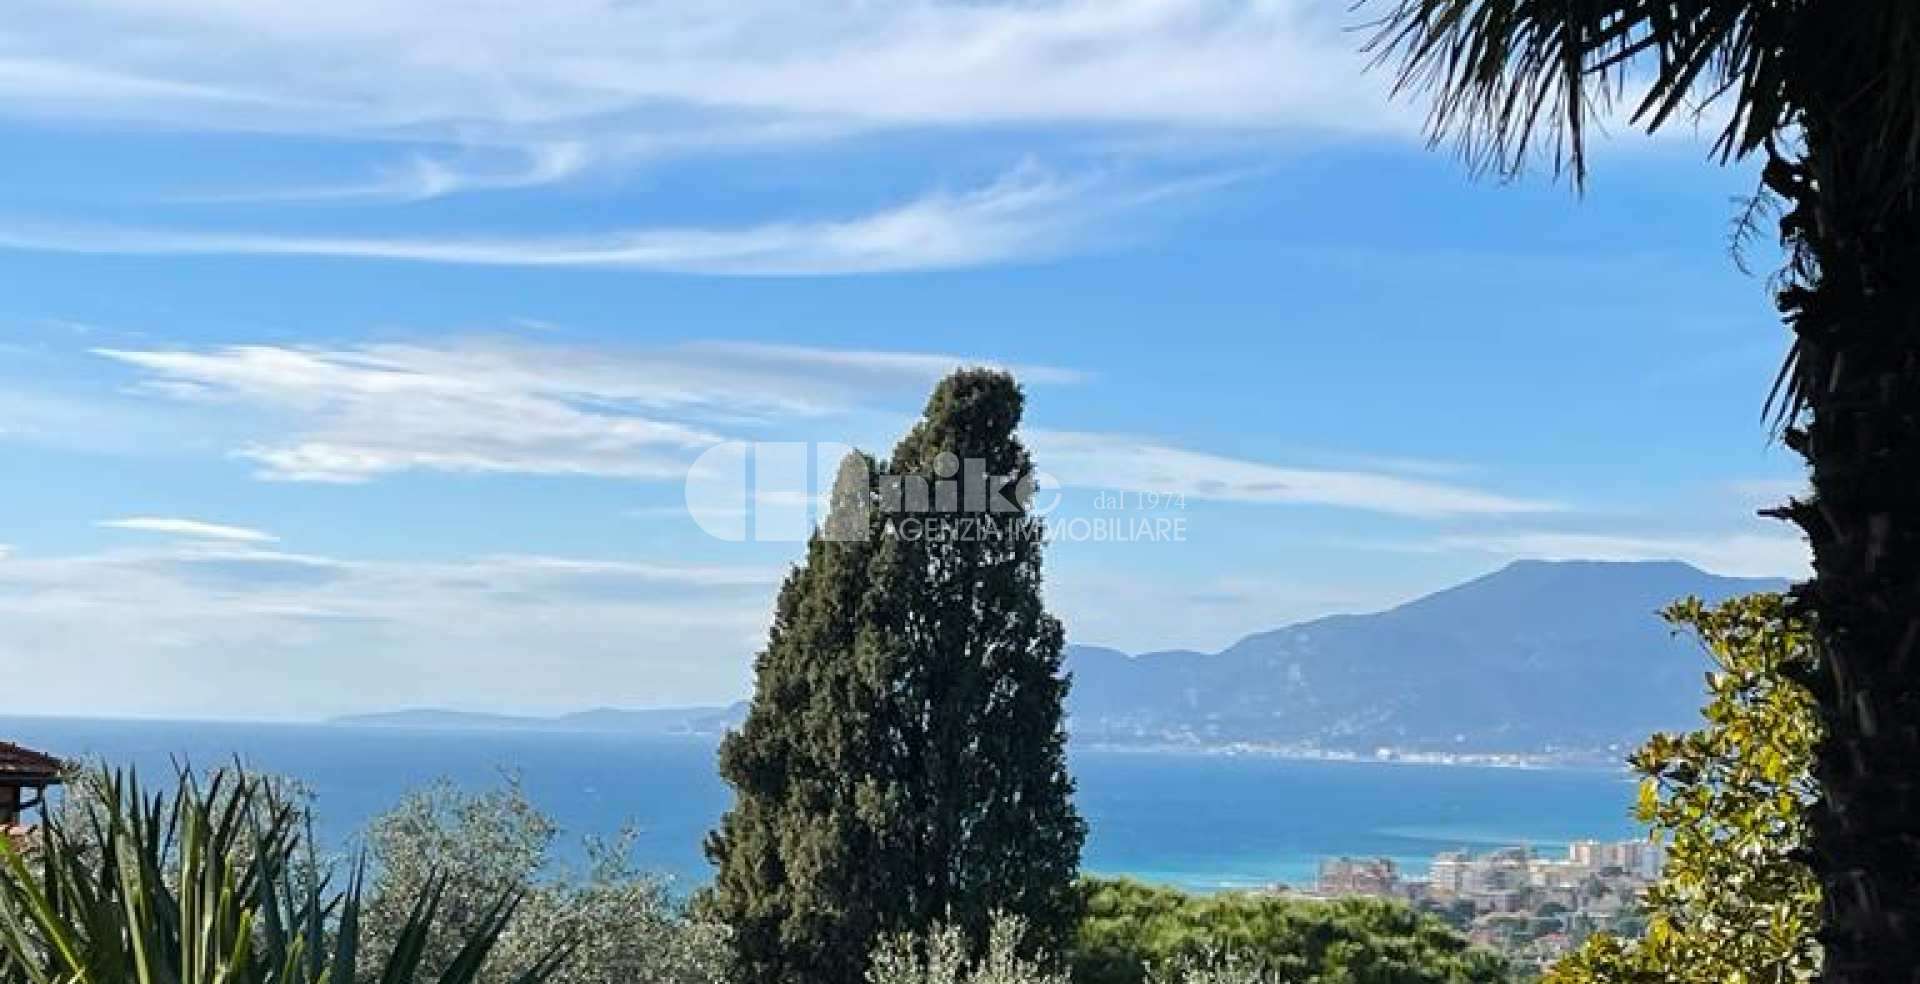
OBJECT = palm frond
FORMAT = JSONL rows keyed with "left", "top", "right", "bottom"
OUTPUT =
{"left": 1363, "top": 0, "right": 1799, "bottom": 186}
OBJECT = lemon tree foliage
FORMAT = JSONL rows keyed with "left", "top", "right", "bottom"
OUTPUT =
{"left": 1071, "top": 878, "right": 1507, "bottom": 984}
{"left": 1549, "top": 594, "right": 1820, "bottom": 984}
{"left": 0, "top": 766, "right": 566, "bottom": 984}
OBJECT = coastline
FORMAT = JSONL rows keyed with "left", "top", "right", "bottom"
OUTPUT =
{"left": 1076, "top": 740, "right": 1630, "bottom": 772}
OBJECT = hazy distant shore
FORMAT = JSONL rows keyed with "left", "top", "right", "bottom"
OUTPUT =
{"left": 329, "top": 709, "right": 1621, "bottom": 769}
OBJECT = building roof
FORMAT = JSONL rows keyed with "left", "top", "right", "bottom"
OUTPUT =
{"left": 0, "top": 741, "right": 64, "bottom": 783}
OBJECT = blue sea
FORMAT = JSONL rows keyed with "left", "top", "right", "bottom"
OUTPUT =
{"left": 0, "top": 717, "right": 1644, "bottom": 892}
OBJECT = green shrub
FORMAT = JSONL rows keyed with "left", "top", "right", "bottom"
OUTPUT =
{"left": 1071, "top": 878, "right": 1507, "bottom": 984}
{"left": 361, "top": 779, "right": 729, "bottom": 984}
{"left": 868, "top": 915, "right": 1286, "bottom": 984}
{"left": 867, "top": 915, "right": 1069, "bottom": 984}
{"left": 1548, "top": 594, "right": 1820, "bottom": 984}
{"left": 0, "top": 766, "right": 566, "bottom": 984}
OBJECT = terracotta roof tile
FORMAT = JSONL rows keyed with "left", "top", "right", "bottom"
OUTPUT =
{"left": 0, "top": 741, "right": 63, "bottom": 781}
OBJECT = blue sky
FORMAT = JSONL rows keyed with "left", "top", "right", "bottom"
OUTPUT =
{"left": 0, "top": 0, "right": 1805, "bottom": 719}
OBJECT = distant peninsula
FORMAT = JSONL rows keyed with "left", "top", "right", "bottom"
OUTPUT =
{"left": 330, "top": 703, "right": 748, "bottom": 736}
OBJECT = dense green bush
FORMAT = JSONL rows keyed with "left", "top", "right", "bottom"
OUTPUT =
{"left": 1071, "top": 878, "right": 1507, "bottom": 984}
{"left": 361, "top": 779, "right": 730, "bottom": 984}
{"left": 0, "top": 766, "right": 565, "bottom": 984}
{"left": 868, "top": 916, "right": 1069, "bottom": 984}
{"left": 868, "top": 914, "right": 1289, "bottom": 984}
{"left": 1547, "top": 594, "right": 1820, "bottom": 984}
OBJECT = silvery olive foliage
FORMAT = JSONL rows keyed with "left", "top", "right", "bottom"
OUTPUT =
{"left": 0, "top": 766, "right": 562, "bottom": 984}
{"left": 863, "top": 917, "right": 1281, "bottom": 984}
{"left": 360, "top": 779, "right": 729, "bottom": 984}
{"left": 865, "top": 916, "right": 1068, "bottom": 984}
{"left": 1144, "top": 955, "right": 1286, "bottom": 984}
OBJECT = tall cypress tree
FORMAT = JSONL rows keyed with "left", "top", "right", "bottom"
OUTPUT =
{"left": 704, "top": 370, "right": 1084, "bottom": 984}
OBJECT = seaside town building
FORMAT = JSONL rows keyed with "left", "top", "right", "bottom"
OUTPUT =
{"left": 1567, "top": 838, "right": 1663, "bottom": 879}
{"left": 1316, "top": 856, "right": 1402, "bottom": 897}
{"left": 1303, "top": 839, "right": 1666, "bottom": 970}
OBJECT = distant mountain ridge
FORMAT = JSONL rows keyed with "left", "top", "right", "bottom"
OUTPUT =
{"left": 1065, "top": 559, "right": 1786, "bottom": 757}
{"left": 334, "top": 560, "right": 1786, "bottom": 759}
{"left": 331, "top": 702, "right": 748, "bottom": 735}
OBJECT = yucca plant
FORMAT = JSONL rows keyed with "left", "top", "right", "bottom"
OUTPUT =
{"left": 0, "top": 766, "right": 571, "bottom": 984}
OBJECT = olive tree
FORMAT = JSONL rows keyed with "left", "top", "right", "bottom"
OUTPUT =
{"left": 361, "top": 779, "right": 728, "bottom": 984}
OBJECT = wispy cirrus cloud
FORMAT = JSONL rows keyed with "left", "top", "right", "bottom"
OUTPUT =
{"left": 0, "top": 165, "right": 1219, "bottom": 274}
{"left": 0, "top": 2, "right": 1362, "bottom": 272}
{"left": 4, "top": 0, "right": 1399, "bottom": 142}
{"left": 1029, "top": 430, "right": 1560, "bottom": 518}
{"left": 90, "top": 336, "right": 1550, "bottom": 524}
{"left": 96, "top": 338, "right": 1083, "bottom": 483}
{"left": 98, "top": 517, "right": 278, "bottom": 544}
{"left": 0, "top": 542, "right": 779, "bottom": 718}
{"left": 177, "top": 143, "right": 594, "bottom": 204}
{"left": 98, "top": 343, "right": 728, "bottom": 483}
{"left": 0, "top": 53, "right": 291, "bottom": 118}
{"left": 686, "top": 341, "right": 1088, "bottom": 386}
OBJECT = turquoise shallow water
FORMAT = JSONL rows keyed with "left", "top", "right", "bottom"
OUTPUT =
{"left": 1, "top": 716, "right": 1644, "bottom": 891}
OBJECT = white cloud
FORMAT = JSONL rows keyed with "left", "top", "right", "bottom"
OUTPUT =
{"left": 0, "top": 543, "right": 779, "bottom": 718}
{"left": 1048, "top": 567, "right": 1397, "bottom": 655}
{"left": 0, "top": 3, "right": 1364, "bottom": 273}
{"left": 88, "top": 337, "right": 1551, "bottom": 526}
{"left": 489, "top": 555, "right": 785, "bottom": 588}
{"left": 98, "top": 517, "right": 279, "bottom": 543}
{"left": 1421, "top": 531, "right": 1809, "bottom": 579}
{"left": 98, "top": 343, "right": 725, "bottom": 483}
{"left": 97, "top": 338, "right": 1082, "bottom": 482}
{"left": 180, "top": 143, "right": 594, "bottom": 203}
{"left": 1029, "top": 430, "right": 1559, "bottom": 518}
{"left": 0, "top": 165, "right": 1211, "bottom": 274}
{"left": 0, "top": 53, "right": 288, "bottom": 116}
{"left": 4, "top": 0, "right": 1402, "bottom": 142}
{"left": 685, "top": 341, "right": 1089, "bottom": 386}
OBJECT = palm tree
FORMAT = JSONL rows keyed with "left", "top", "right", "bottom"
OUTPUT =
{"left": 1364, "top": 3, "right": 1920, "bottom": 980}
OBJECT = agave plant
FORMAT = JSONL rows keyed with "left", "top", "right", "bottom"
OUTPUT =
{"left": 0, "top": 766, "right": 570, "bottom": 984}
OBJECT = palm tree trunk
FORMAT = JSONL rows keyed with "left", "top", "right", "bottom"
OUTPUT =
{"left": 1772, "top": 26, "right": 1920, "bottom": 974}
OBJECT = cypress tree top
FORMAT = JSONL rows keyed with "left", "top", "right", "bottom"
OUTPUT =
{"left": 704, "top": 368, "right": 1084, "bottom": 984}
